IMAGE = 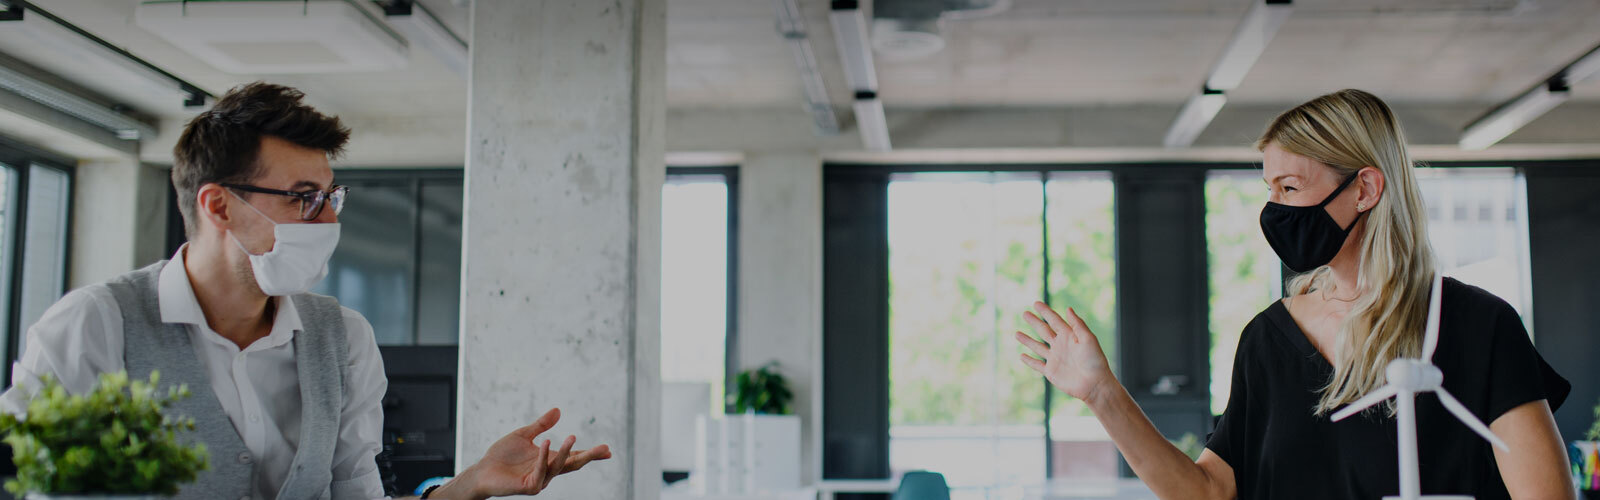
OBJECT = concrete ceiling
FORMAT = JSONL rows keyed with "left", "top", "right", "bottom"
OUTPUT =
{"left": 668, "top": 0, "right": 1600, "bottom": 107}
{"left": 1, "top": 0, "right": 1597, "bottom": 164}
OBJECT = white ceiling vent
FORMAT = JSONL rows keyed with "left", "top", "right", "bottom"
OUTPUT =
{"left": 134, "top": 0, "right": 408, "bottom": 74}
{"left": 872, "top": 0, "right": 1008, "bottom": 61}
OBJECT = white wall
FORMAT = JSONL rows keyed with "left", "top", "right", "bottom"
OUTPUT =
{"left": 736, "top": 151, "right": 824, "bottom": 484}
{"left": 69, "top": 161, "right": 169, "bottom": 290}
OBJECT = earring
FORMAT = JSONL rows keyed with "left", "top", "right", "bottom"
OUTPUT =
{"left": 1357, "top": 202, "right": 1366, "bottom": 211}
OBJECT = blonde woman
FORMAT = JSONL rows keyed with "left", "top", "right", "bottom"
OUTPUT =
{"left": 1014, "top": 90, "right": 1573, "bottom": 500}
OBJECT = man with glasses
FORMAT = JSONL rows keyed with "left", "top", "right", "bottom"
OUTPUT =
{"left": 1, "top": 82, "right": 608, "bottom": 500}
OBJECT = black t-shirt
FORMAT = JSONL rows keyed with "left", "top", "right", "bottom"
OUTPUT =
{"left": 1205, "top": 278, "right": 1570, "bottom": 500}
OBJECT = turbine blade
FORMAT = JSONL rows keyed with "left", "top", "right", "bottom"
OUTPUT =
{"left": 1435, "top": 389, "right": 1510, "bottom": 452}
{"left": 1331, "top": 385, "right": 1400, "bottom": 422}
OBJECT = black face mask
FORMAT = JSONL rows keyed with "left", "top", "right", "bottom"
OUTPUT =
{"left": 1260, "top": 174, "right": 1366, "bottom": 273}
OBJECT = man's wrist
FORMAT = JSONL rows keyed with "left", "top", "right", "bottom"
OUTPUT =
{"left": 427, "top": 467, "right": 486, "bottom": 500}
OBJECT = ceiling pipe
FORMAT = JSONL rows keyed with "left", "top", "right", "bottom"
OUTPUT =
{"left": 830, "top": 0, "right": 890, "bottom": 151}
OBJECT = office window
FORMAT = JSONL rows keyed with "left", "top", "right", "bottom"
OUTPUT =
{"left": 1416, "top": 168, "right": 1533, "bottom": 330}
{"left": 416, "top": 181, "right": 464, "bottom": 345}
{"left": 1204, "top": 171, "right": 1282, "bottom": 416}
{"left": 660, "top": 171, "right": 735, "bottom": 415}
{"left": 0, "top": 156, "right": 74, "bottom": 386}
{"left": 887, "top": 171, "right": 1117, "bottom": 492}
{"left": 0, "top": 166, "right": 15, "bottom": 371}
{"left": 17, "top": 165, "right": 70, "bottom": 340}
{"left": 310, "top": 172, "right": 463, "bottom": 346}
{"left": 320, "top": 182, "right": 417, "bottom": 345}
{"left": 1043, "top": 172, "right": 1118, "bottom": 479}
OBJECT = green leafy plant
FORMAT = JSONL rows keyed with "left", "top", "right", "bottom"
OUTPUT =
{"left": 0, "top": 372, "right": 209, "bottom": 496}
{"left": 1588, "top": 397, "right": 1600, "bottom": 440}
{"left": 1170, "top": 432, "right": 1205, "bottom": 461}
{"left": 728, "top": 362, "right": 794, "bottom": 415}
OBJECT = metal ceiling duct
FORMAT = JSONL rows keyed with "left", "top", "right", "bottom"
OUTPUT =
{"left": 871, "top": 0, "right": 1008, "bottom": 60}
{"left": 0, "top": 51, "right": 157, "bottom": 141}
{"left": 775, "top": 0, "right": 840, "bottom": 135}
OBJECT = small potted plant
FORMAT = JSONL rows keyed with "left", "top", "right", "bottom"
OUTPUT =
{"left": 728, "top": 361, "right": 794, "bottom": 416}
{"left": 0, "top": 372, "right": 209, "bottom": 500}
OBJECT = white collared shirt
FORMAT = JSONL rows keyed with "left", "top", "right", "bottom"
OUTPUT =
{"left": 0, "top": 246, "right": 388, "bottom": 500}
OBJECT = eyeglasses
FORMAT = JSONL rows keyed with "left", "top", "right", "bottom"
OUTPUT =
{"left": 222, "top": 183, "right": 348, "bottom": 221}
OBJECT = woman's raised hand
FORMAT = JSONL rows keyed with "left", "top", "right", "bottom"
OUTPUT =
{"left": 1015, "top": 302, "right": 1117, "bottom": 405}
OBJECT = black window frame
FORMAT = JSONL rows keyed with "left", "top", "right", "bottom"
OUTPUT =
{"left": 0, "top": 137, "right": 75, "bottom": 389}
{"left": 664, "top": 165, "right": 741, "bottom": 411}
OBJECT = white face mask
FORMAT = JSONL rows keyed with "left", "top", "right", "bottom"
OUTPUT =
{"left": 227, "top": 190, "right": 341, "bottom": 296}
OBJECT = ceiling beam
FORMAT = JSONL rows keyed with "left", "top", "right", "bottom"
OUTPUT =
{"left": 1460, "top": 42, "right": 1600, "bottom": 150}
{"left": 830, "top": 0, "right": 890, "bottom": 151}
{"left": 1163, "top": 0, "right": 1291, "bottom": 147}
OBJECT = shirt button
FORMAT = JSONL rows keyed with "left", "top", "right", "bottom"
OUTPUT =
{"left": 237, "top": 452, "right": 252, "bottom": 464}
{"left": 249, "top": 414, "right": 260, "bottom": 423}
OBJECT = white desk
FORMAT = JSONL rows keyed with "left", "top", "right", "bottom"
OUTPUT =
{"left": 816, "top": 479, "right": 899, "bottom": 500}
{"left": 815, "top": 478, "right": 1153, "bottom": 500}
{"left": 661, "top": 488, "right": 817, "bottom": 500}
{"left": 1024, "top": 479, "right": 1154, "bottom": 499}
{"left": 667, "top": 478, "right": 1152, "bottom": 500}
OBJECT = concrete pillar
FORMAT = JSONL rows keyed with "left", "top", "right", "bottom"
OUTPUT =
{"left": 70, "top": 161, "right": 169, "bottom": 289}
{"left": 457, "top": 1, "right": 664, "bottom": 499}
{"left": 737, "top": 152, "right": 824, "bottom": 484}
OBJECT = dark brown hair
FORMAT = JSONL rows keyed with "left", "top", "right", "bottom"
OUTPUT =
{"left": 171, "top": 82, "right": 350, "bottom": 237}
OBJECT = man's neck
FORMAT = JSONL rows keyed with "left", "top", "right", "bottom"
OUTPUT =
{"left": 182, "top": 241, "right": 274, "bottom": 350}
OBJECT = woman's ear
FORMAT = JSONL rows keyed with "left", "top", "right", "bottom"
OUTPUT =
{"left": 1356, "top": 166, "right": 1385, "bottom": 212}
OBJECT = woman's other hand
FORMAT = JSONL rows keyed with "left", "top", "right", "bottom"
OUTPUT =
{"left": 1015, "top": 302, "right": 1117, "bottom": 405}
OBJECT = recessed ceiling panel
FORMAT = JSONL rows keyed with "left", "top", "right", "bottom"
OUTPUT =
{"left": 133, "top": 0, "right": 408, "bottom": 74}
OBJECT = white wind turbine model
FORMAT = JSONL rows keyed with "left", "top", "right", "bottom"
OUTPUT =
{"left": 1329, "top": 274, "right": 1510, "bottom": 500}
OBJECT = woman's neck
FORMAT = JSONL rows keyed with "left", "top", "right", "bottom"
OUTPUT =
{"left": 1319, "top": 218, "right": 1367, "bottom": 302}
{"left": 1323, "top": 257, "right": 1361, "bottom": 302}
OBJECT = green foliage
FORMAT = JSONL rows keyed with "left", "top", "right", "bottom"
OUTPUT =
{"left": 1170, "top": 432, "right": 1205, "bottom": 461}
{"left": 0, "top": 372, "right": 209, "bottom": 496}
{"left": 729, "top": 362, "right": 794, "bottom": 415}
{"left": 887, "top": 179, "right": 1117, "bottom": 428}
{"left": 1587, "top": 397, "right": 1600, "bottom": 440}
{"left": 1205, "top": 175, "right": 1280, "bottom": 415}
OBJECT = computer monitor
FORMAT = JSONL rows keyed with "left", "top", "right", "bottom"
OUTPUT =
{"left": 379, "top": 345, "right": 458, "bottom": 495}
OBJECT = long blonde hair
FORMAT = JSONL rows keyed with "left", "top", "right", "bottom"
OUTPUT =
{"left": 1256, "top": 89, "right": 1437, "bottom": 416}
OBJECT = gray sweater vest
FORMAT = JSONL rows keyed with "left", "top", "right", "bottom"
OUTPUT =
{"left": 104, "top": 262, "right": 349, "bottom": 500}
